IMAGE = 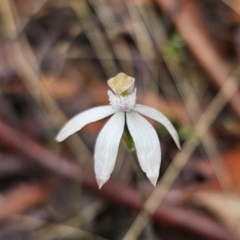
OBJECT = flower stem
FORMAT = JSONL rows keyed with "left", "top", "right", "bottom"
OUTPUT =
{"left": 123, "top": 124, "right": 155, "bottom": 237}
{"left": 131, "top": 151, "right": 147, "bottom": 203}
{"left": 130, "top": 151, "right": 156, "bottom": 239}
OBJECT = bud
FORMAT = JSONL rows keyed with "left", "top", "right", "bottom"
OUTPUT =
{"left": 107, "top": 73, "right": 135, "bottom": 95}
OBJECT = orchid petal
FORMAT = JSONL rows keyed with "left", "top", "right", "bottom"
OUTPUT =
{"left": 56, "top": 106, "right": 116, "bottom": 142}
{"left": 134, "top": 104, "right": 181, "bottom": 149}
{"left": 126, "top": 112, "right": 161, "bottom": 186}
{"left": 94, "top": 112, "right": 125, "bottom": 188}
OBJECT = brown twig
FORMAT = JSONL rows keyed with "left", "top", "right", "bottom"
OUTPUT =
{"left": 155, "top": 0, "right": 240, "bottom": 120}
{"left": 0, "top": 120, "right": 233, "bottom": 239}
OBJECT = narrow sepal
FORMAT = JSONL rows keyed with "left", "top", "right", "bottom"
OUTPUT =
{"left": 56, "top": 106, "right": 116, "bottom": 142}
{"left": 126, "top": 112, "right": 161, "bottom": 186}
{"left": 94, "top": 112, "right": 125, "bottom": 188}
{"left": 134, "top": 104, "right": 181, "bottom": 149}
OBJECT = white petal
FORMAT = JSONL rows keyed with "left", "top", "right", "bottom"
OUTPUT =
{"left": 94, "top": 112, "right": 125, "bottom": 188}
{"left": 134, "top": 104, "right": 181, "bottom": 149}
{"left": 56, "top": 106, "right": 116, "bottom": 142}
{"left": 126, "top": 112, "right": 161, "bottom": 186}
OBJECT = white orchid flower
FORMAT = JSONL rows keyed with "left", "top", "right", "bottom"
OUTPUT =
{"left": 56, "top": 73, "right": 180, "bottom": 188}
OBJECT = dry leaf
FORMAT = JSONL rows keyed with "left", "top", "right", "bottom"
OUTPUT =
{"left": 193, "top": 191, "right": 240, "bottom": 234}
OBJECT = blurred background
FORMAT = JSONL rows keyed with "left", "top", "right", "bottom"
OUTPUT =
{"left": 0, "top": 0, "right": 240, "bottom": 239}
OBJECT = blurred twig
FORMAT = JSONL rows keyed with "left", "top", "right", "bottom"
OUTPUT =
{"left": 122, "top": 64, "right": 240, "bottom": 239}
{"left": 0, "top": 119, "right": 233, "bottom": 239}
{"left": 162, "top": 56, "right": 234, "bottom": 192}
{"left": 33, "top": 219, "right": 109, "bottom": 240}
{"left": 70, "top": 0, "right": 119, "bottom": 78}
{"left": 222, "top": 0, "right": 240, "bottom": 16}
{"left": 124, "top": 0, "right": 233, "bottom": 197}
{"left": 88, "top": 0, "right": 134, "bottom": 75}
{"left": 136, "top": 0, "right": 235, "bottom": 192}
{"left": 0, "top": 0, "right": 92, "bottom": 165}
{"left": 122, "top": 1, "right": 240, "bottom": 238}
{"left": 8, "top": 214, "right": 109, "bottom": 240}
{"left": 156, "top": 0, "right": 240, "bottom": 120}
{"left": 12, "top": 0, "right": 49, "bottom": 37}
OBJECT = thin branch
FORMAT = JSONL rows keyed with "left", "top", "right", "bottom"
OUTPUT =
{"left": 0, "top": 120, "right": 233, "bottom": 239}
